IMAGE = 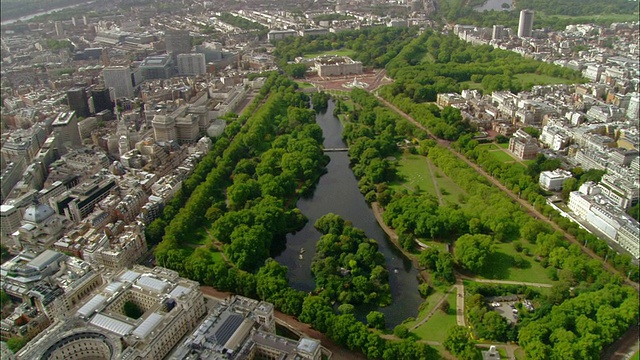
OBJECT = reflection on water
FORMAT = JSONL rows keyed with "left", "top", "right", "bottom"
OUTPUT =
{"left": 275, "top": 100, "right": 422, "bottom": 327}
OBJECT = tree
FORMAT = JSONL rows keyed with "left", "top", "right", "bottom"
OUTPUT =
{"left": 338, "top": 303, "right": 355, "bottom": 314}
{"left": 284, "top": 63, "right": 307, "bottom": 78}
{"left": 444, "top": 326, "right": 474, "bottom": 355}
{"left": 6, "top": 337, "right": 28, "bottom": 353}
{"left": 123, "top": 301, "right": 143, "bottom": 319}
{"left": 440, "top": 299, "right": 450, "bottom": 313}
{"left": 394, "top": 324, "right": 410, "bottom": 338}
{"left": 366, "top": 311, "right": 386, "bottom": 330}
{"left": 454, "top": 234, "right": 494, "bottom": 272}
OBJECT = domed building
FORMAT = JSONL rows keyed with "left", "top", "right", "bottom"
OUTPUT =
{"left": 13, "top": 198, "right": 69, "bottom": 251}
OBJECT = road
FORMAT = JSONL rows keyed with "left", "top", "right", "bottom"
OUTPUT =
{"left": 374, "top": 94, "right": 638, "bottom": 291}
{"left": 200, "top": 286, "right": 366, "bottom": 360}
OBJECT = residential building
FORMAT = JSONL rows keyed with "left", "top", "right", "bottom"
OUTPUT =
{"left": 518, "top": 10, "right": 534, "bottom": 38}
{"left": 539, "top": 169, "right": 573, "bottom": 191}
{"left": 508, "top": 129, "right": 539, "bottom": 160}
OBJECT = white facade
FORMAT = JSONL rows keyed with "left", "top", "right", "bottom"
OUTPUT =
{"left": 518, "top": 10, "right": 534, "bottom": 38}
{"left": 103, "top": 67, "right": 134, "bottom": 99}
{"left": 539, "top": 169, "right": 573, "bottom": 191}
{"left": 177, "top": 53, "right": 206, "bottom": 76}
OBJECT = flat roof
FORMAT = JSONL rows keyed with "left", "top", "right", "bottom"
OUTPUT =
{"left": 28, "top": 250, "right": 64, "bottom": 271}
{"left": 136, "top": 275, "right": 169, "bottom": 293}
{"left": 77, "top": 294, "right": 107, "bottom": 318}
{"left": 90, "top": 313, "right": 134, "bottom": 336}
{"left": 132, "top": 312, "right": 164, "bottom": 339}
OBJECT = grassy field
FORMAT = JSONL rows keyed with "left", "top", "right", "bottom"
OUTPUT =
{"left": 391, "top": 154, "right": 436, "bottom": 196}
{"left": 460, "top": 80, "right": 484, "bottom": 91}
{"left": 476, "top": 242, "right": 554, "bottom": 284}
{"left": 477, "top": 143, "right": 522, "bottom": 164}
{"left": 303, "top": 48, "right": 356, "bottom": 59}
{"left": 412, "top": 290, "right": 458, "bottom": 342}
{"left": 497, "top": 143, "right": 509, "bottom": 149}
{"left": 514, "top": 73, "right": 577, "bottom": 86}
{"left": 391, "top": 153, "right": 468, "bottom": 206}
{"left": 210, "top": 250, "right": 225, "bottom": 263}
{"left": 186, "top": 226, "right": 212, "bottom": 245}
{"left": 402, "top": 288, "right": 449, "bottom": 329}
{"left": 295, "top": 81, "right": 315, "bottom": 88}
{"left": 431, "top": 165, "right": 467, "bottom": 205}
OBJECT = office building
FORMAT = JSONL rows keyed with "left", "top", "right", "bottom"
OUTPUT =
{"left": 140, "top": 55, "right": 173, "bottom": 80}
{"left": 165, "top": 29, "right": 192, "bottom": 56}
{"left": 52, "top": 111, "right": 82, "bottom": 155}
{"left": 90, "top": 87, "right": 114, "bottom": 114}
{"left": 103, "top": 66, "right": 134, "bottom": 99}
{"left": 152, "top": 115, "right": 178, "bottom": 142}
{"left": 170, "top": 295, "right": 324, "bottom": 360}
{"left": 17, "top": 266, "right": 207, "bottom": 360}
{"left": 1, "top": 204, "right": 22, "bottom": 238}
{"left": 177, "top": 53, "right": 206, "bottom": 76}
{"left": 518, "top": 10, "right": 534, "bottom": 38}
{"left": 67, "top": 87, "right": 90, "bottom": 118}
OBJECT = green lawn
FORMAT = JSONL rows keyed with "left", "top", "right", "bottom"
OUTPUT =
{"left": 497, "top": 143, "right": 509, "bottom": 149}
{"left": 542, "top": 13, "right": 639, "bottom": 23}
{"left": 210, "top": 250, "right": 225, "bottom": 263}
{"left": 488, "top": 149, "right": 518, "bottom": 163}
{"left": 419, "top": 240, "right": 449, "bottom": 252}
{"left": 476, "top": 242, "right": 554, "bottom": 284}
{"left": 431, "top": 166, "right": 468, "bottom": 206}
{"left": 303, "top": 48, "right": 357, "bottom": 59}
{"left": 295, "top": 81, "right": 315, "bottom": 88}
{"left": 514, "top": 73, "right": 576, "bottom": 86}
{"left": 403, "top": 289, "right": 448, "bottom": 329}
{"left": 391, "top": 154, "right": 437, "bottom": 197}
{"left": 460, "top": 80, "right": 484, "bottom": 91}
{"left": 412, "top": 290, "right": 458, "bottom": 342}
{"left": 185, "top": 226, "right": 212, "bottom": 245}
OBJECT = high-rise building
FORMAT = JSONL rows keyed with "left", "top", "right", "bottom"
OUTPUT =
{"left": 165, "top": 29, "right": 192, "bottom": 57}
{"left": 52, "top": 111, "right": 82, "bottom": 155}
{"left": 492, "top": 25, "right": 504, "bottom": 40}
{"left": 518, "top": 10, "right": 534, "bottom": 38}
{"left": 67, "top": 87, "right": 90, "bottom": 118}
{"left": 140, "top": 55, "right": 173, "bottom": 80}
{"left": 177, "top": 53, "right": 206, "bottom": 76}
{"left": 0, "top": 204, "right": 22, "bottom": 238}
{"left": 90, "top": 87, "right": 114, "bottom": 114}
{"left": 103, "top": 66, "right": 134, "bottom": 99}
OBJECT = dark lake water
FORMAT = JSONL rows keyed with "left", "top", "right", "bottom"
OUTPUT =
{"left": 275, "top": 100, "right": 423, "bottom": 327}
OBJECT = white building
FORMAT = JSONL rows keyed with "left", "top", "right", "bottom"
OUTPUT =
{"left": 517, "top": 10, "right": 534, "bottom": 38}
{"left": 103, "top": 66, "right": 134, "bottom": 99}
{"left": 568, "top": 182, "right": 640, "bottom": 259}
{"left": 177, "top": 53, "right": 206, "bottom": 76}
{"left": 539, "top": 169, "right": 573, "bottom": 191}
{"left": 539, "top": 125, "right": 570, "bottom": 150}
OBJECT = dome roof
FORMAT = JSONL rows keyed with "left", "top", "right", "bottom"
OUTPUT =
{"left": 23, "top": 202, "right": 55, "bottom": 224}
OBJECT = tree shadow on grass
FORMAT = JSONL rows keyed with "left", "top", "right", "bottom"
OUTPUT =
{"left": 478, "top": 251, "right": 513, "bottom": 280}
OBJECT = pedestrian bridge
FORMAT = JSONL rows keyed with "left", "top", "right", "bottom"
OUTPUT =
{"left": 322, "top": 148, "right": 349, "bottom": 152}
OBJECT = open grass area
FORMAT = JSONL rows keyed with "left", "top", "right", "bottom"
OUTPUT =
{"left": 514, "top": 73, "right": 576, "bottom": 86}
{"left": 489, "top": 150, "right": 519, "bottom": 163}
{"left": 210, "top": 250, "right": 225, "bottom": 263}
{"left": 460, "top": 80, "right": 484, "bottom": 91}
{"left": 497, "top": 142, "right": 509, "bottom": 149}
{"left": 476, "top": 242, "right": 554, "bottom": 284}
{"left": 303, "top": 48, "right": 357, "bottom": 59}
{"left": 295, "top": 81, "right": 315, "bottom": 88}
{"left": 419, "top": 240, "right": 449, "bottom": 252}
{"left": 402, "top": 289, "right": 448, "bottom": 329}
{"left": 541, "top": 12, "right": 640, "bottom": 23}
{"left": 431, "top": 166, "right": 468, "bottom": 206}
{"left": 185, "top": 226, "right": 212, "bottom": 245}
{"left": 412, "top": 290, "right": 458, "bottom": 342}
{"left": 514, "top": 347, "right": 525, "bottom": 360}
{"left": 391, "top": 153, "right": 436, "bottom": 197}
